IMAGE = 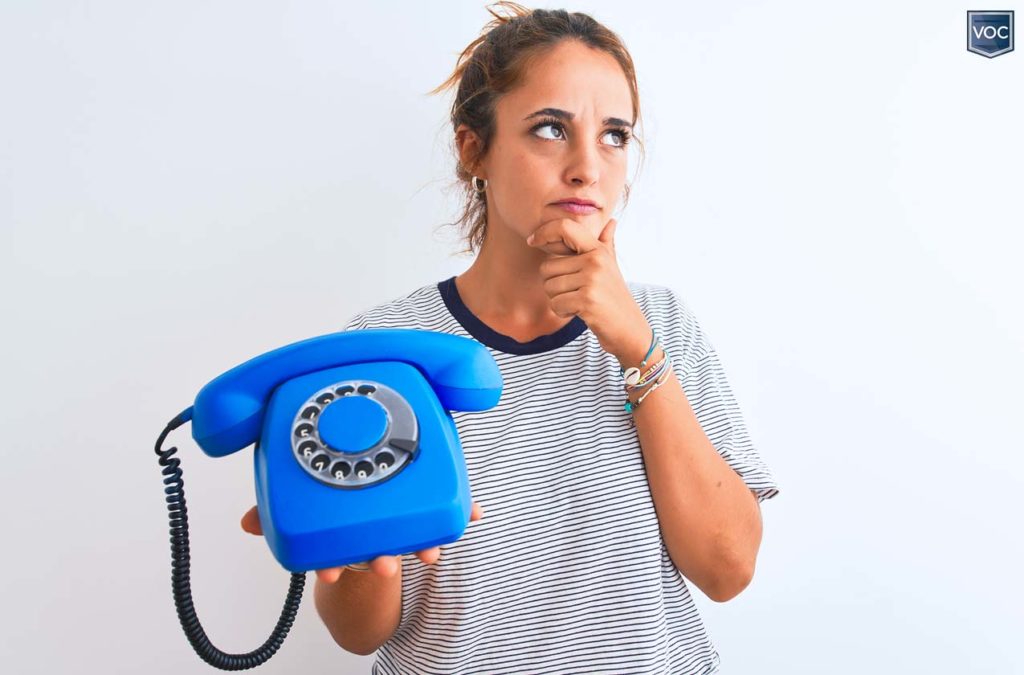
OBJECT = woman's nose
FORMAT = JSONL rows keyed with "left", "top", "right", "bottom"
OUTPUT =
{"left": 565, "top": 140, "right": 600, "bottom": 186}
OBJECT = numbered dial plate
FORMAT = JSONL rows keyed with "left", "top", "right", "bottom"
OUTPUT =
{"left": 291, "top": 379, "right": 419, "bottom": 489}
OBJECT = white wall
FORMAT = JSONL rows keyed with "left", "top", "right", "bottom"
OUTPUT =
{"left": 2, "top": 1, "right": 1021, "bottom": 673}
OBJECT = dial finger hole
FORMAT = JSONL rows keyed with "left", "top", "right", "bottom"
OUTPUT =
{"left": 375, "top": 450, "right": 395, "bottom": 471}
{"left": 355, "top": 460, "right": 374, "bottom": 479}
{"left": 331, "top": 461, "right": 351, "bottom": 480}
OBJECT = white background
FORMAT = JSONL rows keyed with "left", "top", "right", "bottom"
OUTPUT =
{"left": 1, "top": 1, "right": 1021, "bottom": 673}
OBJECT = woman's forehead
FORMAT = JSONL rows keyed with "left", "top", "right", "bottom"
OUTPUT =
{"left": 500, "top": 44, "right": 632, "bottom": 125}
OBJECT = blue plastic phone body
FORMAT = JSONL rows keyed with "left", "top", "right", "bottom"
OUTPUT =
{"left": 188, "top": 328, "right": 503, "bottom": 572}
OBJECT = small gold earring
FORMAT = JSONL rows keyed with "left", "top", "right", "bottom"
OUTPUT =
{"left": 472, "top": 176, "right": 488, "bottom": 193}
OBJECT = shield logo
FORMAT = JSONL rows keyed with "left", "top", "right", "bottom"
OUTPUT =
{"left": 967, "top": 11, "right": 1014, "bottom": 58}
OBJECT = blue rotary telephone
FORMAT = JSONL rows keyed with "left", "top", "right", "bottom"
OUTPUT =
{"left": 153, "top": 328, "right": 502, "bottom": 669}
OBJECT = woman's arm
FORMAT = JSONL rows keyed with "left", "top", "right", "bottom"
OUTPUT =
{"left": 314, "top": 566, "right": 402, "bottom": 656}
{"left": 616, "top": 339, "right": 764, "bottom": 603}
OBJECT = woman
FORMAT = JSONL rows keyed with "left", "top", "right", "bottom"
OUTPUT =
{"left": 243, "top": 3, "right": 780, "bottom": 672}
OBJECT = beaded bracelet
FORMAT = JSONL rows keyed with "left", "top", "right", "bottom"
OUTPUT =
{"left": 344, "top": 562, "right": 371, "bottom": 572}
{"left": 625, "top": 353, "right": 668, "bottom": 392}
{"left": 618, "top": 327, "right": 675, "bottom": 413}
{"left": 620, "top": 328, "right": 658, "bottom": 387}
{"left": 624, "top": 363, "right": 673, "bottom": 414}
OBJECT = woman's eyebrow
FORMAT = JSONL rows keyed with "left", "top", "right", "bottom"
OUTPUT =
{"left": 523, "top": 107, "right": 633, "bottom": 128}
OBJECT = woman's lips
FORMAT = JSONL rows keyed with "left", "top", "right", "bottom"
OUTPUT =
{"left": 553, "top": 202, "right": 598, "bottom": 215}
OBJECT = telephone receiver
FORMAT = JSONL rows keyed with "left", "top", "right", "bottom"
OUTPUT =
{"left": 153, "top": 328, "right": 503, "bottom": 669}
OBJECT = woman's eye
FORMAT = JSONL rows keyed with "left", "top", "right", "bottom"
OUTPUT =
{"left": 533, "top": 123, "right": 565, "bottom": 140}
{"left": 602, "top": 130, "right": 627, "bottom": 147}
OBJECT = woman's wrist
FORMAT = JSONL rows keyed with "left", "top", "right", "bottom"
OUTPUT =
{"left": 618, "top": 327, "right": 674, "bottom": 415}
{"left": 613, "top": 327, "right": 659, "bottom": 372}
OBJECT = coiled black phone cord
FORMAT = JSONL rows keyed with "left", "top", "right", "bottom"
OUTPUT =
{"left": 154, "top": 407, "right": 306, "bottom": 670}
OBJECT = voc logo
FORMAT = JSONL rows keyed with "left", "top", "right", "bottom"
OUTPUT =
{"left": 967, "top": 11, "right": 1014, "bottom": 58}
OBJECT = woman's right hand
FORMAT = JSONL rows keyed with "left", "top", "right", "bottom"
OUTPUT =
{"left": 240, "top": 502, "right": 484, "bottom": 584}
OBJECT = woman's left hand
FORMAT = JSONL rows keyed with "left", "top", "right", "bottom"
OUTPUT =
{"left": 526, "top": 217, "right": 650, "bottom": 362}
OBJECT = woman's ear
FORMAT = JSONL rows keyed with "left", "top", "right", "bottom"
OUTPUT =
{"left": 455, "top": 124, "right": 485, "bottom": 179}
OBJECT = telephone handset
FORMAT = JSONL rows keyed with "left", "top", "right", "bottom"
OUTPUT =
{"left": 154, "top": 328, "right": 502, "bottom": 669}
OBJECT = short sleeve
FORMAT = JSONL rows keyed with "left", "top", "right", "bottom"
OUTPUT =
{"left": 664, "top": 288, "right": 780, "bottom": 503}
{"left": 344, "top": 312, "right": 368, "bottom": 331}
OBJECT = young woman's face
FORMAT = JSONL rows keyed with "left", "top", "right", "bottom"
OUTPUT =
{"left": 474, "top": 40, "right": 634, "bottom": 243}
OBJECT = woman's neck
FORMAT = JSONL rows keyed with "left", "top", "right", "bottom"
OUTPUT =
{"left": 455, "top": 222, "right": 575, "bottom": 341}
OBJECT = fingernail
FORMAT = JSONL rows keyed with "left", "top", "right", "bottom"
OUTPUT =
{"left": 526, "top": 234, "right": 535, "bottom": 244}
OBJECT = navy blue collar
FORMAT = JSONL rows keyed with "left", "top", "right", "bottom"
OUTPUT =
{"left": 438, "top": 276, "right": 588, "bottom": 355}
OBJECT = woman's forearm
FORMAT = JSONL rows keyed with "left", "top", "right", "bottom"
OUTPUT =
{"left": 313, "top": 566, "right": 402, "bottom": 656}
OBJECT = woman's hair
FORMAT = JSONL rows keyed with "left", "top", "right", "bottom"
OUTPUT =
{"left": 428, "top": 1, "right": 646, "bottom": 256}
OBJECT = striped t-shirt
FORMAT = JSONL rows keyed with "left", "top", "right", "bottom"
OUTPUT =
{"left": 343, "top": 276, "right": 780, "bottom": 674}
